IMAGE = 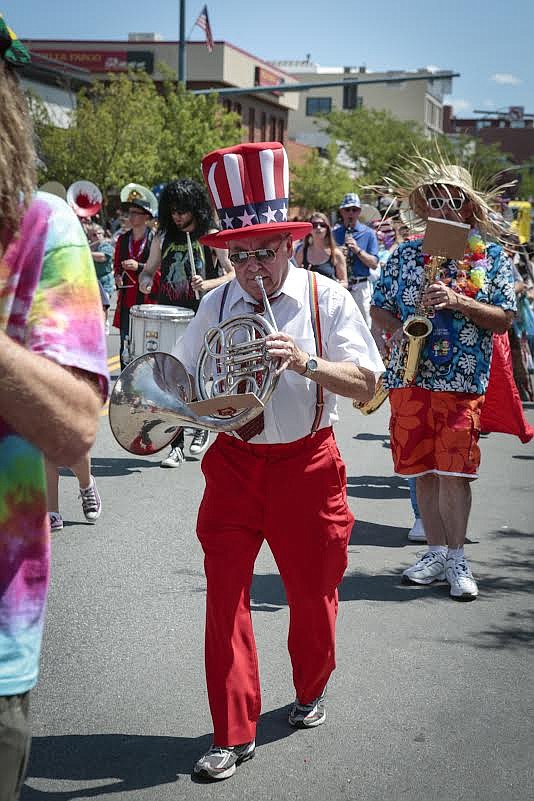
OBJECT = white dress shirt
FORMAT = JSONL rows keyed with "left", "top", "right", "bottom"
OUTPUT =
{"left": 173, "top": 263, "right": 384, "bottom": 444}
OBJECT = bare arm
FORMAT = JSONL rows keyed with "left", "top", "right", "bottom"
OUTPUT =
{"left": 265, "top": 333, "right": 377, "bottom": 402}
{"left": 423, "top": 281, "right": 515, "bottom": 334}
{"left": 334, "top": 249, "right": 348, "bottom": 288}
{"left": 370, "top": 305, "right": 403, "bottom": 335}
{"left": 0, "top": 331, "right": 103, "bottom": 465}
{"left": 191, "top": 247, "right": 236, "bottom": 294}
{"left": 138, "top": 236, "right": 162, "bottom": 294}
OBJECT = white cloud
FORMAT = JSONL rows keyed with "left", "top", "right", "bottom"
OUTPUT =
{"left": 483, "top": 99, "right": 496, "bottom": 108}
{"left": 451, "top": 98, "right": 472, "bottom": 114}
{"left": 425, "top": 64, "right": 441, "bottom": 73}
{"left": 491, "top": 73, "right": 522, "bottom": 85}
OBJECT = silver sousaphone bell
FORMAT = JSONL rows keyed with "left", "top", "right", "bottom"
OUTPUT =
{"left": 109, "top": 277, "right": 280, "bottom": 455}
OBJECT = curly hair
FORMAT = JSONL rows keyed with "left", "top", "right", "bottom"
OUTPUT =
{"left": 0, "top": 62, "right": 36, "bottom": 252}
{"left": 157, "top": 179, "right": 214, "bottom": 238}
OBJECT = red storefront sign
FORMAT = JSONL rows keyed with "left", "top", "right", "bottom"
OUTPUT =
{"left": 254, "top": 66, "right": 282, "bottom": 96}
{"left": 31, "top": 49, "right": 154, "bottom": 73}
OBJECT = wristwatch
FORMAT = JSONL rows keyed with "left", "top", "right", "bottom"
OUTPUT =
{"left": 302, "top": 355, "right": 319, "bottom": 379}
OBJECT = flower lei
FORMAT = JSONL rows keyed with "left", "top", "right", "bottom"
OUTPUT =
{"left": 423, "top": 230, "right": 487, "bottom": 298}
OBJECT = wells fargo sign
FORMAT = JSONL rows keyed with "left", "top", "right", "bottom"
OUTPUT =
{"left": 31, "top": 49, "right": 154, "bottom": 74}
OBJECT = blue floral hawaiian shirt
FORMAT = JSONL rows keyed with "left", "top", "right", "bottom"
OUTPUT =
{"left": 371, "top": 238, "right": 516, "bottom": 394}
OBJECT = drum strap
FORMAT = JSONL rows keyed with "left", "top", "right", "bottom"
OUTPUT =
{"left": 218, "top": 274, "right": 324, "bottom": 436}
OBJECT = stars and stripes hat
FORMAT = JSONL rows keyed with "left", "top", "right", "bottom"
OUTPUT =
{"left": 199, "top": 141, "right": 311, "bottom": 247}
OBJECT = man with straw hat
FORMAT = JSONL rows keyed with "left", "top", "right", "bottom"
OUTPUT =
{"left": 371, "top": 152, "right": 516, "bottom": 602}
{"left": 171, "top": 141, "right": 384, "bottom": 780}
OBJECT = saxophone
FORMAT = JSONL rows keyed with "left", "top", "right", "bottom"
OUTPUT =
{"left": 401, "top": 254, "right": 446, "bottom": 384}
{"left": 354, "top": 253, "right": 445, "bottom": 414}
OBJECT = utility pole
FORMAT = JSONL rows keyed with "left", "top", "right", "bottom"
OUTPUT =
{"left": 178, "top": 0, "right": 186, "bottom": 85}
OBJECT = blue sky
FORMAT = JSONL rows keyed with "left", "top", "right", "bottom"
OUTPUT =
{"left": 4, "top": 0, "right": 533, "bottom": 118}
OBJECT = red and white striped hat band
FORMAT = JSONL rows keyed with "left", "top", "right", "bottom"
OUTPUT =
{"left": 200, "top": 141, "right": 311, "bottom": 248}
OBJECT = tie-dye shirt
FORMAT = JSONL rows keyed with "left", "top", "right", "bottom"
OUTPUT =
{"left": 0, "top": 192, "right": 109, "bottom": 696}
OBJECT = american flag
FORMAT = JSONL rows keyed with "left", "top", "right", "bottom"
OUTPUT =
{"left": 194, "top": 5, "right": 214, "bottom": 53}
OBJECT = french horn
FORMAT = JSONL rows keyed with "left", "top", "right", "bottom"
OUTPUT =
{"left": 109, "top": 276, "right": 280, "bottom": 455}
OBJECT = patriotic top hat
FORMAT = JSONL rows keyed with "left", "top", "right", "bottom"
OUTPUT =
{"left": 200, "top": 141, "right": 311, "bottom": 248}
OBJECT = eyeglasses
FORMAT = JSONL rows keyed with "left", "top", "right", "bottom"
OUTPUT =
{"left": 311, "top": 221, "right": 327, "bottom": 230}
{"left": 228, "top": 238, "right": 286, "bottom": 267}
{"left": 341, "top": 206, "right": 359, "bottom": 212}
{"left": 426, "top": 196, "right": 465, "bottom": 211}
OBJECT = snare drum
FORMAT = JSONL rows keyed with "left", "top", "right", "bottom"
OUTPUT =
{"left": 127, "top": 305, "right": 194, "bottom": 363}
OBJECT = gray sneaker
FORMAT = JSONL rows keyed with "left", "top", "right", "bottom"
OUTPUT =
{"left": 288, "top": 687, "right": 327, "bottom": 728}
{"left": 193, "top": 740, "right": 255, "bottom": 780}
{"left": 160, "top": 446, "right": 185, "bottom": 468}
{"left": 189, "top": 429, "right": 211, "bottom": 456}
{"left": 79, "top": 477, "right": 101, "bottom": 523}
{"left": 402, "top": 550, "right": 446, "bottom": 585}
{"left": 49, "top": 512, "right": 64, "bottom": 531}
{"left": 446, "top": 557, "right": 478, "bottom": 601}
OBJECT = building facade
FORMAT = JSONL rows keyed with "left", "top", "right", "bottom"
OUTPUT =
{"left": 25, "top": 37, "right": 299, "bottom": 144}
{"left": 270, "top": 60, "right": 455, "bottom": 148}
{"left": 443, "top": 105, "right": 534, "bottom": 165}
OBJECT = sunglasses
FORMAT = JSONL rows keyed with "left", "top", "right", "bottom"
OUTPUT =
{"left": 426, "top": 196, "right": 465, "bottom": 211}
{"left": 311, "top": 221, "right": 327, "bottom": 229}
{"left": 228, "top": 238, "right": 286, "bottom": 267}
{"left": 342, "top": 206, "right": 359, "bottom": 212}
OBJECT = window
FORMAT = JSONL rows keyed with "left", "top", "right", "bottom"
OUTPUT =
{"left": 223, "top": 99, "right": 232, "bottom": 113}
{"left": 248, "top": 107, "right": 255, "bottom": 142}
{"left": 233, "top": 102, "right": 242, "bottom": 120}
{"left": 270, "top": 116, "right": 276, "bottom": 140}
{"left": 277, "top": 118, "right": 285, "bottom": 143}
{"left": 343, "top": 85, "right": 358, "bottom": 110}
{"left": 261, "top": 112, "right": 266, "bottom": 140}
{"left": 306, "top": 97, "right": 332, "bottom": 116}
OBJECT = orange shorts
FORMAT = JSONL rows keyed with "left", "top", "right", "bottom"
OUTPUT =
{"left": 389, "top": 387, "right": 484, "bottom": 478}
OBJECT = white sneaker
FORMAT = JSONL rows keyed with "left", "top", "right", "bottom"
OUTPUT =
{"left": 446, "top": 557, "right": 478, "bottom": 601}
{"left": 189, "top": 429, "right": 211, "bottom": 456}
{"left": 160, "top": 446, "right": 185, "bottom": 468}
{"left": 402, "top": 550, "right": 446, "bottom": 585}
{"left": 407, "top": 518, "right": 427, "bottom": 542}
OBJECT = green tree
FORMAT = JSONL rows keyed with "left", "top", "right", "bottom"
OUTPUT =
{"left": 31, "top": 68, "right": 243, "bottom": 211}
{"left": 291, "top": 146, "right": 353, "bottom": 214}
{"left": 323, "top": 107, "right": 429, "bottom": 185}
{"left": 35, "top": 72, "right": 165, "bottom": 202}
{"left": 156, "top": 73, "right": 242, "bottom": 183}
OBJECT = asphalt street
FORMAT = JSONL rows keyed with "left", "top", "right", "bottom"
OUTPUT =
{"left": 21, "top": 327, "right": 534, "bottom": 801}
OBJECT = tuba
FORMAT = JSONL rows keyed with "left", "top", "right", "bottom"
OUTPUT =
{"left": 109, "top": 276, "right": 280, "bottom": 455}
{"left": 67, "top": 180, "right": 102, "bottom": 218}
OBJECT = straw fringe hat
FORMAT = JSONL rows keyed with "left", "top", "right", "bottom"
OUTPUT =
{"left": 374, "top": 147, "right": 516, "bottom": 242}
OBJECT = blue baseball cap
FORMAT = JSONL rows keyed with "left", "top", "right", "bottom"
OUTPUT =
{"left": 339, "top": 193, "right": 361, "bottom": 209}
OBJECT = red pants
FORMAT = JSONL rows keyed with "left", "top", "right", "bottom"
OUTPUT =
{"left": 197, "top": 427, "right": 354, "bottom": 746}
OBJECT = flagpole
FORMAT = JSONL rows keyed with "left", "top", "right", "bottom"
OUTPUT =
{"left": 178, "top": 0, "right": 186, "bottom": 85}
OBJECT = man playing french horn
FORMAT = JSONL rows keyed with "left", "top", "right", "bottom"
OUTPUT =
{"left": 371, "top": 155, "right": 516, "bottom": 602}
{"left": 168, "top": 142, "right": 384, "bottom": 780}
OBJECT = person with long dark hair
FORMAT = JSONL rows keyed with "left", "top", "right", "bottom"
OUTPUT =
{"left": 139, "top": 179, "right": 234, "bottom": 465}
